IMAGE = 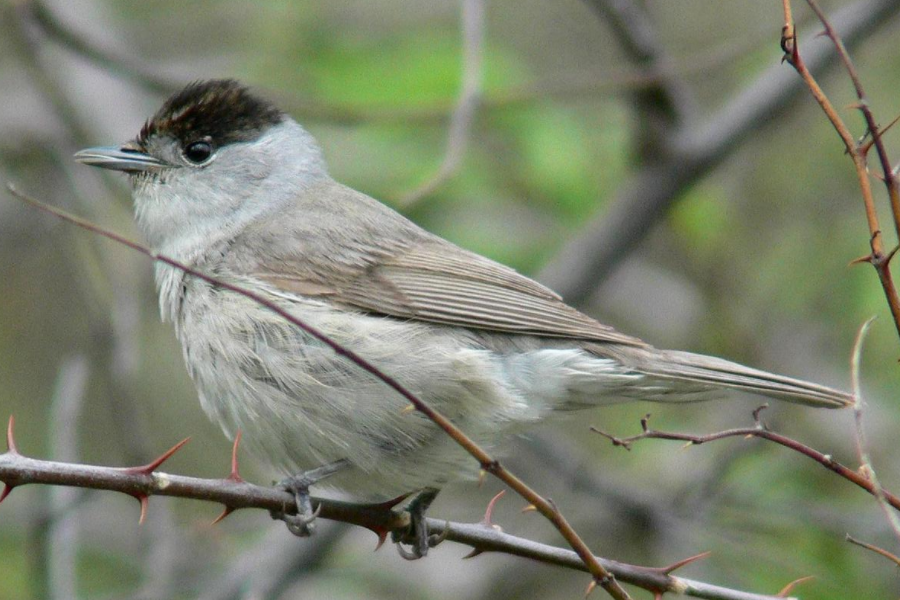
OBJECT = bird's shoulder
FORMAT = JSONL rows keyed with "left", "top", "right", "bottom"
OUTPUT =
{"left": 224, "top": 179, "right": 645, "bottom": 347}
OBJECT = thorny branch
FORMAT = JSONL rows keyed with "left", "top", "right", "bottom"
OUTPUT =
{"left": 780, "top": 0, "right": 900, "bottom": 564}
{"left": 540, "top": 0, "right": 900, "bottom": 305}
{"left": 0, "top": 423, "right": 796, "bottom": 600}
{"left": 781, "top": 0, "right": 900, "bottom": 340}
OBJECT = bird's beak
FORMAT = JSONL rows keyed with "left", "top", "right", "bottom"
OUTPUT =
{"left": 74, "top": 144, "right": 171, "bottom": 173}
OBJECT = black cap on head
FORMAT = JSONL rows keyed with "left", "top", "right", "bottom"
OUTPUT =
{"left": 138, "top": 79, "right": 284, "bottom": 149}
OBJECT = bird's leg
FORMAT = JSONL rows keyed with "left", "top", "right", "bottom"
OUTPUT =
{"left": 393, "top": 487, "right": 442, "bottom": 559}
{"left": 270, "top": 459, "right": 349, "bottom": 537}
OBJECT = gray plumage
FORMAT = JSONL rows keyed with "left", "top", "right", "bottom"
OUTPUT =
{"left": 75, "top": 80, "right": 852, "bottom": 500}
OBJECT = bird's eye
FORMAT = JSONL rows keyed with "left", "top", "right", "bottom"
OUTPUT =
{"left": 183, "top": 140, "right": 214, "bottom": 164}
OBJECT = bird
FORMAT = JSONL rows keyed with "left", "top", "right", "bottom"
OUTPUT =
{"left": 75, "top": 79, "right": 851, "bottom": 556}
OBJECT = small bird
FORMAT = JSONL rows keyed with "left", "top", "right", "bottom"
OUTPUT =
{"left": 75, "top": 79, "right": 851, "bottom": 556}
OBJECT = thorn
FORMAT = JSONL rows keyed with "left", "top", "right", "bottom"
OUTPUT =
{"left": 848, "top": 253, "right": 874, "bottom": 266}
{"left": 751, "top": 404, "right": 769, "bottom": 423}
{"left": 136, "top": 494, "right": 149, "bottom": 525}
{"left": 878, "top": 112, "right": 900, "bottom": 137}
{"left": 372, "top": 528, "right": 389, "bottom": 551}
{"left": 6, "top": 416, "right": 18, "bottom": 455}
{"left": 846, "top": 101, "right": 865, "bottom": 111}
{"left": 481, "top": 490, "right": 505, "bottom": 528}
{"left": 400, "top": 404, "right": 416, "bottom": 415}
{"left": 211, "top": 506, "right": 234, "bottom": 526}
{"left": 462, "top": 547, "right": 484, "bottom": 559}
{"left": 122, "top": 438, "right": 190, "bottom": 476}
{"left": 584, "top": 579, "right": 597, "bottom": 598}
{"left": 0, "top": 484, "right": 14, "bottom": 505}
{"left": 477, "top": 469, "right": 487, "bottom": 487}
{"left": 641, "top": 414, "right": 652, "bottom": 432}
{"left": 861, "top": 113, "right": 900, "bottom": 154}
{"left": 369, "top": 491, "right": 413, "bottom": 512}
{"left": 521, "top": 504, "right": 537, "bottom": 514}
{"left": 887, "top": 245, "right": 900, "bottom": 265}
{"left": 680, "top": 442, "right": 692, "bottom": 450}
{"left": 658, "top": 550, "right": 712, "bottom": 575}
{"left": 814, "top": 28, "right": 828, "bottom": 39}
{"left": 227, "top": 431, "right": 243, "bottom": 482}
{"left": 777, "top": 575, "right": 814, "bottom": 597}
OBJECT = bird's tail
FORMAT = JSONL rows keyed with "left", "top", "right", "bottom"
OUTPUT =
{"left": 589, "top": 345, "right": 853, "bottom": 409}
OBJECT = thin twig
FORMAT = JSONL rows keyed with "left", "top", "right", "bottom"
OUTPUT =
{"left": 848, "top": 318, "right": 900, "bottom": 542}
{"left": 591, "top": 407, "right": 900, "bottom": 514}
{"left": 398, "top": 0, "right": 485, "bottom": 205}
{"left": 28, "top": 0, "right": 180, "bottom": 96}
{"left": 846, "top": 535, "right": 900, "bottom": 568}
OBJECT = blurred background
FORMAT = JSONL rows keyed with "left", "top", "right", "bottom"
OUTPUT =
{"left": 1, "top": 0, "right": 899, "bottom": 598}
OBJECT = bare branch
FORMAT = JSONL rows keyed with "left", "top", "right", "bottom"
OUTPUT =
{"left": 28, "top": 0, "right": 180, "bottom": 95}
{"left": 846, "top": 535, "right": 900, "bottom": 568}
{"left": 591, "top": 407, "right": 900, "bottom": 514}
{"left": 848, "top": 318, "right": 900, "bottom": 542}
{"left": 399, "top": 0, "right": 485, "bottom": 205}
{"left": 581, "top": 0, "right": 695, "bottom": 157}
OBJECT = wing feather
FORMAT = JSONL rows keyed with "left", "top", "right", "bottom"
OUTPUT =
{"left": 258, "top": 238, "right": 645, "bottom": 347}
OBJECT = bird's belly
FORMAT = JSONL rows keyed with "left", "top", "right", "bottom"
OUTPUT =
{"left": 174, "top": 283, "right": 544, "bottom": 499}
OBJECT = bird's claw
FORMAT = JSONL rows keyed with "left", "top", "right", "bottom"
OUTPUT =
{"left": 270, "top": 460, "right": 348, "bottom": 537}
{"left": 280, "top": 499, "right": 323, "bottom": 537}
{"left": 392, "top": 488, "right": 440, "bottom": 559}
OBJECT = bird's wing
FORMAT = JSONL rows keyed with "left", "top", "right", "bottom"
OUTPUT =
{"left": 255, "top": 236, "right": 646, "bottom": 347}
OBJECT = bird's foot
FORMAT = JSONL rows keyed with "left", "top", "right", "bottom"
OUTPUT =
{"left": 270, "top": 459, "right": 349, "bottom": 537}
{"left": 392, "top": 488, "right": 443, "bottom": 559}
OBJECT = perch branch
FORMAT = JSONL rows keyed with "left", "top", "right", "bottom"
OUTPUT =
{"left": 0, "top": 439, "right": 796, "bottom": 600}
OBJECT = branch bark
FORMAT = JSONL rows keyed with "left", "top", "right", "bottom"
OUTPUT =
{"left": 0, "top": 448, "right": 794, "bottom": 600}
